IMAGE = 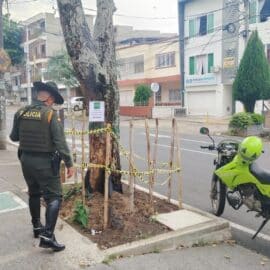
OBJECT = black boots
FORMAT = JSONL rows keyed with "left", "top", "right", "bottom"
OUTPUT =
{"left": 39, "top": 199, "right": 65, "bottom": 252}
{"left": 33, "top": 219, "right": 44, "bottom": 238}
{"left": 29, "top": 195, "right": 44, "bottom": 238}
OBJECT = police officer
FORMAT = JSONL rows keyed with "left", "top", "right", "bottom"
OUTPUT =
{"left": 10, "top": 81, "right": 74, "bottom": 252}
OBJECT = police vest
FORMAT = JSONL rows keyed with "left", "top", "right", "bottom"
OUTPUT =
{"left": 19, "top": 106, "right": 55, "bottom": 152}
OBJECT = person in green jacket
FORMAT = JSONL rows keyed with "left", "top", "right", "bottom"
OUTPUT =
{"left": 10, "top": 81, "right": 74, "bottom": 252}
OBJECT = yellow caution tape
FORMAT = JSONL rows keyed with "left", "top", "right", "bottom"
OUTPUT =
{"left": 66, "top": 126, "right": 180, "bottom": 185}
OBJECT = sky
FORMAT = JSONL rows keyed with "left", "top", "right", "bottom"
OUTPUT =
{"left": 6, "top": 0, "right": 179, "bottom": 34}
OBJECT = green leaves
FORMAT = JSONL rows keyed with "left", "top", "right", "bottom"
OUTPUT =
{"left": 133, "top": 84, "right": 152, "bottom": 106}
{"left": 229, "top": 112, "right": 264, "bottom": 130}
{"left": 3, "top": 15, "right": 24, "bottom": 65}
{"left": 73, "top": 200, "right": 90, "bottom": 228}
{"left": 47, "top": 51, "right": 78, "bottom": 87}
{"left": 233, "top": 30, "right": 270, "bottom": 112}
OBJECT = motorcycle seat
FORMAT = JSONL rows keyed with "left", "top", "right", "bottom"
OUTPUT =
{"left": 250, "top": 162, "right": 270, "bottom": 185}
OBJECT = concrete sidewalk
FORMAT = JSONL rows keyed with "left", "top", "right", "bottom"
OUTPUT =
{"left": 0, "top": 145, "right": 269, "bottom": 270}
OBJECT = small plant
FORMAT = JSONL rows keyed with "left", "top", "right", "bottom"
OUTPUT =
{"left": 229, "top": 112, "right": 264, "bottom": 135}
{"left": 73, "top": 200, "right": 90, "bottom": 228}
{"left": 229, "top": 112, "right": 252, "bottom": 130}
{"left": 102, "top": 254, "right": 118, "bottom": 265}
{"left": 133, "top": 84, "right": 152, "bottom": 106}
{"left": 250, "top": 113, "right": 264, "bottom": 125}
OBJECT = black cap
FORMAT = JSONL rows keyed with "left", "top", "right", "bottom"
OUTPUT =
{"left": 33, "top": 81, "right": 64, "bottom": 105}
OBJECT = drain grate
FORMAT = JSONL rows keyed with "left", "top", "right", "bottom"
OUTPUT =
{"left": 0, "top": 191, "right": 27, "bottom": 214}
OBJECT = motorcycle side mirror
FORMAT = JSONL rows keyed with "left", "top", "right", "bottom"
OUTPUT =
{"left": 200, "top": 127, "right": 209, "bottom": 135}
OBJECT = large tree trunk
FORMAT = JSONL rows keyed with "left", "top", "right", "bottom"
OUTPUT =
{"left": 57, "top": 0, "right": 121, "bottom": 192}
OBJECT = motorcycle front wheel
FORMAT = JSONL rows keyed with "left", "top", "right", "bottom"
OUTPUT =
{"left": 210, "top": 174, "right": 226, "bottom": 216}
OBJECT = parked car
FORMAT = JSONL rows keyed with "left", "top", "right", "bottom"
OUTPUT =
{"left": 70, "top": 96, "right": 85, "bottom": 111}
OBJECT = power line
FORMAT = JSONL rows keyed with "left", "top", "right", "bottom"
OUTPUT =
{"left": 184, "top": 2, "right": 240, "bottom": 21}
{"left": 8, "top": 0, "right": 38, "bottom": 4}
{"left": 79, "top": 7, "right": 178, "bottom": 21}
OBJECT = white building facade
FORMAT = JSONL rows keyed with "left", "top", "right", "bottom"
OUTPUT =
{"left": 183, "top": 0, "right": 270, "bottom": 116}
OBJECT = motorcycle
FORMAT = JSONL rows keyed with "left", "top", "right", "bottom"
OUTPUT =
{"left": 200, "top": 127, "right": 270, "bottom": 239}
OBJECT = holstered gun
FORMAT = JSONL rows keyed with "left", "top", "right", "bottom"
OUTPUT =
{"left": 51, "top": 151, "right": 61, "bottom": 176}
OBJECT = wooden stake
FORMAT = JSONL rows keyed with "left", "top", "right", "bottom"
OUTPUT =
{"left": 71, "top": 111, "right": 78, "bottom": 183}
{"left": 60, "top": 161, "right": 66, "bottom": 183}
{"left": 104, "top": 123, "right": 112, "bottom": 229}
{"left": 81, "top": 110, "right": 86, "bottom": 206}
{"left": 168, "top": 118, "right": 176, "bottom": 202}
{"left": 129, "top": 120, "right": 134, "bottom": 212}
{"left": 150, "top": 118, "right": 159, "bottom": 194}
{"left": 175, "top": 120, "right": 183, "bottom": 209}
{"left": 145, "top": 119, "right": 153, "bottom": 205}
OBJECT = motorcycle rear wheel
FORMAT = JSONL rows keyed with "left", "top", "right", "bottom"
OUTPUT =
{"left": 210, "top": 174, "right": 226, "bottom": 216}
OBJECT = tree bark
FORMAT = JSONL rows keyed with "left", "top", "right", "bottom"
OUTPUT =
{"left": 57, "top": 0, "right": 121, "bottom": 192}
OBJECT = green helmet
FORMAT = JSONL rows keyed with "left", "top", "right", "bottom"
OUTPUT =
{"left": 238, "top": 136, "right": 263, "bottom": 162}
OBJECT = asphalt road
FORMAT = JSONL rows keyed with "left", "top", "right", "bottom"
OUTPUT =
{"left": 5, "top": 106, "right": 270, "bottom": 256}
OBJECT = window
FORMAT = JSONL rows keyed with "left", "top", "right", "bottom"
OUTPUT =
{"left": 199, "top": 15, "right": 207, "bottom": 36}
{"left": 207, "top": 14, "right": 214, "bottom": 34}
{"left": 169, "top": 89, "right": 181, "bottom": 102}
{"left": 249, "top": 0, "right": 257, "bottom": 24}
{"left": 155, "top": 52, "right": 175, "bottom": 68}
{"left": 208, "top": 53, "right": 214, "bottom": 73}
{"left": 155, "top": 88, "right": 161, "bottom": 104}
{"left": 41, "top": 44, "right": 46, "bottom": 56}
{"left": 40, "top": 21, "right": 45, "bottom": 30}
{"left": 118, "top": 55, "right": 144, "bottom": 77}
{"left": 35, "top": 47, "right": 38, "bottom": 58}
{"left": 189, "top": 19, "right": 196, "bottom": 37}
{"left": 260, "top": 0, "right": 270, "bottom": 22}
{"left": 189, "top": 53, "right": 214, "bottom": 75}
{"left": 189, "top": 13, "right": 214, "bottom": 37}
{"left": 189, "top": 56, "right": 195, "bottom": 75}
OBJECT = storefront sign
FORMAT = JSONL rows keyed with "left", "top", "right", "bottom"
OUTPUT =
{"left": 89, "top": 101, "right": 105, "bottom": 122}
{"left": 185, "top": 74, "right": 217, "bottom": 86}
{"left": 223, "top": 57, "right": 235, "bottom": 68}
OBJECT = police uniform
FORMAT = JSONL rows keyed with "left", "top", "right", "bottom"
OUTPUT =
{"left": 10, "top": 81, "right": 72, "bottom": 252}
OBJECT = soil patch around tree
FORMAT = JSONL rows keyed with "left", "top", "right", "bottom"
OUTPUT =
{"left": 60, "top": 184, "right": 179, "bottom": 249}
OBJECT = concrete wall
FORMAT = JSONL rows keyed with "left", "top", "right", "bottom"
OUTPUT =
{"left": 120, "top": 106, "right": 152, "bottom": 118}
{"left": 152, "top": 106, "right": 179, "bottom": 118}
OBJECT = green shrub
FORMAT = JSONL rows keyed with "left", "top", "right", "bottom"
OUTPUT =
{"left": 73, "top": 200, "right": 90, "bottom": 228}
{"left": 229, "top": 112, "right": 264, "bottom": 131}
{"left": 250, "top": 113, "right": 264, "bottom": 125}
{"left": 133, "top": 84, "right": 152, "bottom": 106}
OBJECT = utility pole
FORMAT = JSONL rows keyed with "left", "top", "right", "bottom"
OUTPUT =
{"left": 26, "top": 25, "right": 32, "bottom": 105}
{"left": 243, "top": 0, "right": 250, "bottom": 45}
{"left": 0, "top": 0, "right": 6, "bottom": 150}
{"left": 178, "top": 0, "right": 185, "bottom": 110}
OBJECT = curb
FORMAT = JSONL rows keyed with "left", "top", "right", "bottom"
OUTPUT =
{"left": 102, "top": 181, "right": 231, "bottom": 259}
{"left": 103, "top": 220, "right": 231, "bottom": 258}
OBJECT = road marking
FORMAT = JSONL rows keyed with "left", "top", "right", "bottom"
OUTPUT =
{"left": 230, "top": 221, "right": 270, "bottom": 241}
{"left": 0, "top": 191, "right": 28, "bottom": 214}
{"left": 156, "top": 144, "right": 216, "bottom": 156}
{"left": 140, "top": 132, "right": 210, "bottom": 144}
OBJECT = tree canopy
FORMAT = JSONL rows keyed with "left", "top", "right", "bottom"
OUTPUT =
{"left": 3, "top": 15, "right": 24, "bottom": 65}
{"left": 47, "top": 51, "right": 78, "bottom": 87}
{"left": 233, "top": 30, "right": 270, "bottom": 112}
